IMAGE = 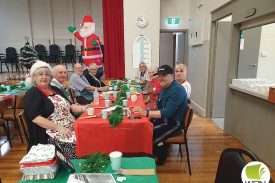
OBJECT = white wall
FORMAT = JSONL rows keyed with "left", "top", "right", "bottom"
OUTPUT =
{"left": 256, "top": 23, "right": 275, "bottom": 81}
{"left": 188, "top": 0, "right": 231, "bottom": 116}
{"left": 0, "top": 0, "right": 103, "bottom": 53}
{"left": 124, "top": 0, "right": 160, "bottom": 79}
{"left": 0, "top": 0, "right": 31, "bottom": 53}
{"left": 160, "top": 0, "right": 189, "bottom": 30}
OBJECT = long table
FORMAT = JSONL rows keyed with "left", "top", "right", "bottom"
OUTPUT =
{"left": 19, "top": 157, "right": 159, "bottom": 183}
{"left": 74, "top": 92, "right": 153, "bottom": 157}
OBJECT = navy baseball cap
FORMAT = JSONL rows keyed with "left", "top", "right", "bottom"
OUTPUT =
{"left": 153, "top": 65, "right": 173, "bottom": 76}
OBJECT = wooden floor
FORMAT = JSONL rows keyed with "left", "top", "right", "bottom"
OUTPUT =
{"left": 0, "top": 114, "right": 275, "bottom": 183}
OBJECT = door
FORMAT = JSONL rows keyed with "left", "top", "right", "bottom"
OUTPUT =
{"left": 212, "top": 20, "right": 231, "bottom": 118}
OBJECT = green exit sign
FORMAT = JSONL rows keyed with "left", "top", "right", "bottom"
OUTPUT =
{"left": 167, "top": 18, "right": 180, "bottom": 24}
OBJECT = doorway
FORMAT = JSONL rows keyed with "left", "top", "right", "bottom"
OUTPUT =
{"left": 159, "top": 30, "right": 187, "bottom": 68}
{"left": 210, "top": 15, "right": 232, "bottom": 130}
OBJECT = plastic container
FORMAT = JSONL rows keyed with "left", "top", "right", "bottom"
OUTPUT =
{"left": 93, "top": 89, "right": 99, "bottom": 105}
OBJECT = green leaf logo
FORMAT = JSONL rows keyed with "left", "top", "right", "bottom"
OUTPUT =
{"left": 246, "top": 164, "right": 265, "bottom": 180}
{"left": 242, "top": 161, "right": 270, "bottom": 182}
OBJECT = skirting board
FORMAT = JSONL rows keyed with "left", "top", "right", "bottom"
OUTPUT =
{"left": 190, "top": 100, "right": 206, "bottom": 117}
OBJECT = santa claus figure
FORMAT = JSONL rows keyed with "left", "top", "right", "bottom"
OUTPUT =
{"left": 68, "top": 15, "right": 103, "bottom": 79}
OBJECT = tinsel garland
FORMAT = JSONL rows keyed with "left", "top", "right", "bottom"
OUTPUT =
{"left": 80, "top": 152, "right": 110, "bottom": 173}
{"left": 108, "top": 85, "right": 129, "bottom": 127}
{"left": 19, "top": 42, "right": 37, "bottom": 69}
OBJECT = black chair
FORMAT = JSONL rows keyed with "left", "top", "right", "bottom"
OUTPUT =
{"left": 62, "top": 44, "right": 76, "bottom": 67}
{"left": 100, "top": 44, "right": 104, "bottom": 63}
{"left": 48, "top": 44, "right": 60, "bottom": 65}
{"left": 165, "top": 104, "right": 193, "bottom": 175}
{"left": 35, "top": 44, "right": 47, "bottom": 61}
{"left": 0, "top": 54, "right": 9, "bottom": 73}
{"left": 215, "top": 148, "right": 274, "bottom": 183}
{"left": 0, "top": 98, "right": 12, "bottom": 147}
{"left": 77, "top": 46, "right": 84, "bottom": 65}
{"left": 5, "top": 47, "right": 20, "bottom": 73}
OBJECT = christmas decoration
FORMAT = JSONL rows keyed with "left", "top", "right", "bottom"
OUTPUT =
{"left": 80, "top": 152, "right": 110, "bottom": 173}
{"left": 68, "top": 15, "right": 103, "bottom": 67}
{"left": 109, "top": 85, "right": 129, "bottom": 127}
{"left": 19, "top": 35, "right": 37, "bottom": 69}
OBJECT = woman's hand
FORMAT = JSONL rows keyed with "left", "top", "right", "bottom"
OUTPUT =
{"left": 140, "top": 80, "right": 146, "bottom": 85}
{"left": 56, "top": 125, "right": 73, "bottom": 139}
{"left": 99, "top": 86, "right": 109, "bottom": 91}
{"left": 133, "top": 107, "right": 146, "bottom": 116}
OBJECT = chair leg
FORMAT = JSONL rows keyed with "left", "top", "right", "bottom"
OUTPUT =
{"left": 185, "top": 141, "right": 191, "bottom": 175}
{"left": 13, "top": 119, "right": 24, "bottom": 143}
{"left": 179, "top": 144, "right": 183, "bottom": 158}
{"left": 5, "top": 63, "right": 9, "bottom": 72}
{"left": 2, "top": 124, "right": 12, "bottom": 148}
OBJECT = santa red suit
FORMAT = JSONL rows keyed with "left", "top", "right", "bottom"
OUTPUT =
{"left": 69, "top": 15, "right": 103, "bottom": 67}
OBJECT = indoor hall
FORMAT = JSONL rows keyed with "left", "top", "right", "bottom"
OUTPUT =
{"left": 0, "top": 0, "right": 275, "bottom": 182}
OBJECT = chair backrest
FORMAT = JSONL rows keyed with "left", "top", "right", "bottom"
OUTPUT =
{"left": 68, "top": 88, "right": 75, "bottom": 104}
{"left": 65, "top": 44, "right": 75, "bottom": 57}
{"left": 183, "top": 104, "right": 193, "bottom": 133}
{"left": 35, "top": 44, "right": 46, "bottom": 55}
{"left": 49, "top": 44, "right": 60, "bottom": 56}
{"left": 215, "top": 148, "right": 274, "bottom": 183}
{"left": 0, "top": 98, "right": 5, "bottom": 114}
{"left": 15, "top": 92, "right": 25, "bottom": 109}
{"left": 18, "top": 110, "right": 29, "bottom": 144}
{"left": 6, "top": 47, "right": 17, "bottom": 60}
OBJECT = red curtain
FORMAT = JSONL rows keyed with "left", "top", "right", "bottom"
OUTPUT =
{"left": 102, "top": 0, "right": 125, "bottom": 79}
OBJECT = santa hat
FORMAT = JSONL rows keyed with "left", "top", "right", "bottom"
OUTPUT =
{"left": 81, "top": 15, "right": 94, "bottom": 26}
{"left": 25, "top": 60, "right": 54, "bottom": 87}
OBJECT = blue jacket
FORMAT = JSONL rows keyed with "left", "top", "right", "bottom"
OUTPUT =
{"left": 159, "top": 80, "right": 188, "bottom": 122}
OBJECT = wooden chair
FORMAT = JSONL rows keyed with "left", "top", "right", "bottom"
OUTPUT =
{"left": 2, "top": 92, "right": 25, "bottom": 143}
{"left": 0, "top": 98, "right": 12, "bottom": 147}
{"left": 165, "top": 104, "right": 193, "bottom": 175}
{"left": 18, "top": 111, "right": 30, "bottom": 152}
{"left": 68, "top": 88, "right": 76, "bottom": 104}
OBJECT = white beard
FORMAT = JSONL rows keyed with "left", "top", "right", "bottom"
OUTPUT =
{"left": 79, "top": 28, "right": 93, "bottom": 38}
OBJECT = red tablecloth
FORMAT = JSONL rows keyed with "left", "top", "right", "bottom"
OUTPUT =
{"left": 74, "top": 93, "right": 153, "bottom": 156}
{"left": 0, "top": 94, "right": 14, "bottom": 107}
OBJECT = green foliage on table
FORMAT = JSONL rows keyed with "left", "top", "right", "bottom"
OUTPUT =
{"left": 0, "top": 87, "right": 7, "bottom": 92}
{"left": 108, "top": 85, "right": 129, "bottom": 127}
{"left": 10, "top": 84, "right": 17, "bottom": 90}
{"left": 109, "top": 107, "right": 124, "bottom": 127}
{"left": 80, "top": 152, "right": 110, "bottom": 173}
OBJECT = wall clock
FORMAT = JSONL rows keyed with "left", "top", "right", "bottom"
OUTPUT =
{"left": 136, "top": 15, "right": 148, "bottom": 28}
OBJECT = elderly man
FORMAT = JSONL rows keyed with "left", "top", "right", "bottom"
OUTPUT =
{"left": 133, "top": 65, "right": 188, "bottom": 165}
{"left": 70, "top": 63, "right": 107, "bottom": 104}
{"left": 51, "top": 65, "right": 71, "bottom": 102}
{"left": 135, "top": 62, "right": 150, "bottom": 94}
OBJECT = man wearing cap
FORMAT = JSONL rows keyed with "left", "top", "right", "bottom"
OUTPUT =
{"left": 133, "top": 64, "right": 188, "bottom": 165}
{"left": 68, "top": 15, "right": 103, "bottom": 79}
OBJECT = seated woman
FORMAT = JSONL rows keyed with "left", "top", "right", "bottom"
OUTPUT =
{"left": 135, "top": 62, "right": 150, "bottom": 94}
{"left": 145, "top": 65, "right": 161, "bottom": 111}
{"left": 175, "top": 64, "right": 191, "bottom": 98}
{"left": 23, "top": 61, "right": 88, "bottom": 159}
{"left": 84, "top": 63, "right": 107, "bottom": 88}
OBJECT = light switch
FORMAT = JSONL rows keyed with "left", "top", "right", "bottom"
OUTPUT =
{"left": 261, "top": 52, "right": 268, "bottom": 57}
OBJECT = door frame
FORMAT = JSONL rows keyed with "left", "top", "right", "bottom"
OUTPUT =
{"left": 160, "top": 29, "right": 189, "bottom": 68}
{"left": 206, "top": 2, "right": 234, "bottom": 117}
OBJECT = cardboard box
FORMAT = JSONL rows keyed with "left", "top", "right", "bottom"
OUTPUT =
{"left": 268, "top": 87, "right": 275, "bottom": 103}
